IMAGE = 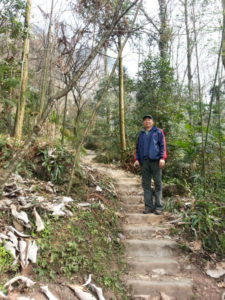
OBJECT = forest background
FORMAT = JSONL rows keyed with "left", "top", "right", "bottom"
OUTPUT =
{"left": 0, "top": 0, "right": 225, "bottom": 259}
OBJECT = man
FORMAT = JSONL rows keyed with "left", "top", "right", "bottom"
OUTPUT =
{"left": 134, "top": 115, "right": 167, "bottom": 215}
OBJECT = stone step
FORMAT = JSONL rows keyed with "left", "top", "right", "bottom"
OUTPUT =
{"left": 115, "top": 177, "right": 141, "bottom": 184}
{"left": 119, "top": 195, "right": 143, "bottom": 205}
{"left": 125, "top": 213, "right": 163, "bottom": 225}
{"left": 120, "top": 204, "right": 144, "bottom": 213}
{"left": 127, "top": 257, "right": 179, "bottom": 274}
{"left": 128, "top": 279, "right": 193, "bottom": 299}
{"left": 123, "top": 224, "right": 169, "bottom": 239}
{"left": 125, "top": 239, "right": 178, "bottom": 257}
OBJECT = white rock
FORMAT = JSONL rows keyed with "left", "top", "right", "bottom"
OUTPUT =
{"left": 0, "top": 199, "right": 12, "bottom": 209}
{"left": 8, "top": 231, "right": 18, "bottom": 250}
{"left": 18, "top": 196, "right": 28, "bottom": 206}
{"left": 96, "top": 186, "right": 102, "bottom": 192}
{"left": 4, "top": 276, "right": 35, "bottom": 291}
{"left": 0, "top": 233, "right": 9, "bottom": 240}
{"left": 11, "top": 204, "right": 30, "bottom": 227}
{"left": 33, "top": 208, "right": 45, "bottom": 232}
{"left": 19, "top": 240, "right": 28, "bottom": 267}
{"left": 78, "top": 203, "right": 91, "bottom": 207}
{"left": 40, "top": 285, "right": 59, "bottom": 300}
{"left": 64, "top": 209, "right": 73, "bottom": 217}
{"left": 69, "top": 284, "right": 97, "bottom": 300}
{"left": 206, "top": 268, "right": 225, "bottom": 278}
{"left": 4, "top": 241, "right": 16, "bottom": 259}
{"left": 52, "top": 203, "right": 65, "bottom": 216}
{"left": 61, "top": 196, "right": 73, "bottom": 203}
{"left": 83, "top": 274, "right": 92, "bottom": 287}
{"left": 6, "top": 226, "right": 30, "bottom": 237}
{"left": 27, "top": 240, "right": 38, "bottom": 263}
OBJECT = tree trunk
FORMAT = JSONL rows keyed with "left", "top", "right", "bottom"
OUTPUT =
{"left": 13, "top": 0, "right": 31, "bottom": 141}
{"left": 222, "top": 0, "right": 225, "bottom": 69}
{"left": 61, "top": 94, "right": 68, "bottom": 145}
{"left": 158, "top": 0, "right": 169, "bottom": 61}
{"left": 118, "top": 36, "right": 126, "bottom": 162}
{"left": 184, "top": 0, "right": 193, "bottom": 125}
{"left": 192, "top": 0, "right": 206, "bottom": 193}
{"left": 39, "top": 0, "right": 54, "bottom": 117}
{"left": 104, "top": 45, "right": 110, "bottom": 131}
{"left": 205, "top": 40, "right": 222, "bottom": 150}
{"left": 215, "top": 77, "right": 223, "bottom": 174}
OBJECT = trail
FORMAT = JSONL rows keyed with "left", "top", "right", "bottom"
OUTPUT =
{"left": 83, "top": 151, "right": 221, "bottom": 300}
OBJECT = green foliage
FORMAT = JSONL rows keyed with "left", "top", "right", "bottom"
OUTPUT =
{"left": 0, "top": 244, "right": 14, "bottom": 274}
{"left": 34, "top": 204, "right": 128, "bottom": 297}
{"left": 136, "top": 54, "right": 182, "bottom": 129}
{"left": 37, "top": 144, "right": 73, "bottom": 184}
{"left": 183, "top": 200, "right": 225, "bottom": 256}
{"left": 0, "top": 0, "right": 25, "bottom": 36}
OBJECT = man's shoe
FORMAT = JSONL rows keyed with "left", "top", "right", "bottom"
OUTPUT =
{"left": 143, "top": 208, "right": 154, "bottom": 214}
{"left": 155, "top": 209, "right": 162, "bottom": 215}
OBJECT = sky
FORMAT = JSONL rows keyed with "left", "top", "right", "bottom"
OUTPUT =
{"left": 30, "top": 0, "right": 159, "bottom": 78}
{"left": 30, "top": 0, "right": 223, "bottom": 95}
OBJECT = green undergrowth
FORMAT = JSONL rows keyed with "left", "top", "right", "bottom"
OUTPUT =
{"left": 0, "top": 138, "right": 129, "bottom": 297}
{"left": 0, "top": 244, "right": 14, "bottom": 274}
{"left": 165, "top": 196, "right": 225, "bottom": 257}
{"left": 0, "top": 243, "right": 19, "bottom": 292}
{"left": 34, "top": 203, "right": 127, "bottom": 297}
{"left": 0, "top": 135, "right": 75, "bottom": 184}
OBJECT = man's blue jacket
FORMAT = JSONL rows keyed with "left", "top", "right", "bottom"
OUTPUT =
{"left": 134, "top": 126, "right": 167, "bottom": 165}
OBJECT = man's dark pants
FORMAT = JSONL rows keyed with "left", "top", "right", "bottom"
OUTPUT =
{"left": 141, "top": 158, "right": 163, "bottom": 211}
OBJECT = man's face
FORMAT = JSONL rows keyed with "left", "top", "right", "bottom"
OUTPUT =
{"left": 143, "top": 117, "right": 153, "bottom": 128}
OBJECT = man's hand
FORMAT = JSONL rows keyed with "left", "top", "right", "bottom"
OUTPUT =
{"left": 134, "top": 160, "right": 140, "bottom": 168}
{"left": 159, "top": 159, "right": 165, "bottom": 168}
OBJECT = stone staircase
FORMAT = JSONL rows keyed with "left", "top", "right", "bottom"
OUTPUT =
{"left": 82, "top": 151, "right": 222, "bottom": 300}
{"left": 116, "top": 180, "right": 193, "bottom": 299}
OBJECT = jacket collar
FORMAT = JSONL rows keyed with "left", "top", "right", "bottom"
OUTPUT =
{"left": 141, "top": 126, "right": 156, "bottom": 133}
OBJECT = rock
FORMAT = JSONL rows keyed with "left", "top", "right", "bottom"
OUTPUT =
{"left": 206, "top": 262, "right": 225, "bottom": 279}
{"left": 40, "top": 285, "right": 59, "bottom": 300}
{"left": 96, "top": 185, "right": 102, "bottom": 192}
{"left": 33, "top": 208, "right": 45, "bottom": 232}
{"left": 4, "top": 276, "right": 36, "bottom": 291}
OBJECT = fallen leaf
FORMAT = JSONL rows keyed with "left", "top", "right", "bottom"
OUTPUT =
{"left": 189, "top": 240, "right": 202, "bottom": 251}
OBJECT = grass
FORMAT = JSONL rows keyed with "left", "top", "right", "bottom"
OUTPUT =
{"left": 34, "top": 202, "right": 128, "bottom": 297}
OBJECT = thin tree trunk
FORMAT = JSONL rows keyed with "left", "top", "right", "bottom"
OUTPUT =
{"left": 184, "top": 0, "right": 193, "bottom": 125}
{"left": 104, "top": 45, "right": 110, "bottom": 130}
{"left": 205, "top": 38, "right": 222, "bottom": 150}
{"left": 216, "top": 72, "right": 223, "bottom": 174}
{"left": 118, "top": 35, "right": 126, "bottom": 162}
{"left": 61, "top": 94, "right": 68, "bottom": 145}
{"left": 222, "top": 0, "right": 225, "bottom": 69}
{"left": 66, "top": 1, "right": 142, "bottom": 195}
{"left": 192, "top": 0, "right": 206, "bottom": 193}
{"left": 39, "top": 0, "right": 54, "bottom": 117}
{"left": 158, "top": 0, "right": 168, "bottom": 61}
{"left": 13, "top": 0, "right": 31, "bottom": 141}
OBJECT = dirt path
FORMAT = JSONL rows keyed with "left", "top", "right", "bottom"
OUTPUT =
{"left": 83, "top": 151, "right": 222, "bottom": 300}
